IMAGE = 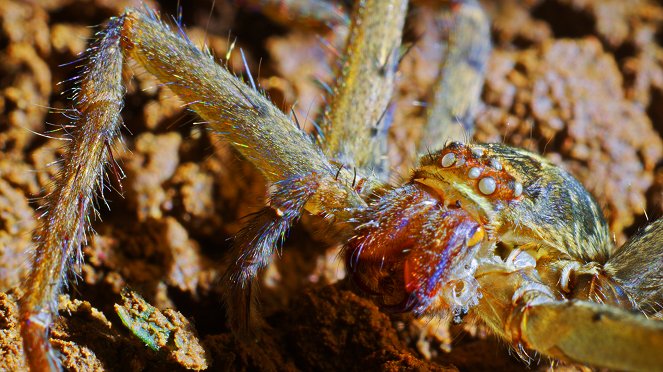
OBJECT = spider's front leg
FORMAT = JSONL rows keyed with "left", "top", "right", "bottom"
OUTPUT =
{"left": 20, "top": 8, "right": 365, "bottom": 370}
{"left": 224, "top": 0, "right": 409, "bottom": 334}
{"left": 20, "top": 16, "right": 126, "bottom": 371}
{"left": 474, "top": 255, "right": 663, "bottom": 370}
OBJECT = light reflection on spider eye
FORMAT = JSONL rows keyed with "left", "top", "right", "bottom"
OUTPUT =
{"left": 513, "top": 181, "right": 523, "bottom": 197}
{"left": 478, "top": 177, "right": 497, "bottom": 195}
{"left": 441, "top": 153, "right": 456, "bottom": 167}
{"left": 468, "top": 167, "right": 481, "bottom": 179}
{"left": 447, "top": 141, "right": 462, "bottom": 149}
{"left": 471, "top": 147, "right": 483, "bottom": 158}
{"left": 489, "top": 158, "right": 502, "bottom": 170}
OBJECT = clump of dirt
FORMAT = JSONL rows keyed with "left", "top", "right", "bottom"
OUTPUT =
{"left": 282, "top": 285, "right": 453, "bottom": 371}
{"left": 0, "top": 290, "right": 28, "bottom": 371}
{"left": 1, "top": 0, "right": 662, "bottom": 371}
{"left": 114, "top": 289, "right": 210, "bottom": 369}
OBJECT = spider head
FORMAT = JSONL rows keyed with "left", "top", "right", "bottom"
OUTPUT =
{"left": 414, "top": 142, "right": 611, "bottom": 262}
{"left": 413, "top": 142, "right": 525, "bottom": 237}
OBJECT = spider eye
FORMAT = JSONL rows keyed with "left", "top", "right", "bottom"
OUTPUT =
{"left": 446, "top": 141, "right": 463, "bottom": 149}
{"left": 513, "top": 181, "right": 523, "bottom": 197}
{"left": 468, "top": 167, "right": 481, "bottom": 179}
{"left": 441, "top": 153, "right": 456, "bottom": 167}
{"left": 478, "top": 177, "right": 497, "bottom": 195}
{"left": 489, "top": 158, "right": 502, "bottom": 170}
{"left": 471, "top": 147, "right": 484, "bottom": 158}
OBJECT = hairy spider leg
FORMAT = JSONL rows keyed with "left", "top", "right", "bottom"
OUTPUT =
{"left": 419, "top": 0, "right": 491, "bottom": 152}
{"left": 320, "top": 0, "right": 408, "bottom": 182}
{"left": 474, "top": 255, "right": 663, "bottom": 370}
{"left": 224, "top": 0, "right": 409, "bottom": 335}
{"left": 20, "top": 15, "right": 126, "bottom": 372}
{"left": 20, "top": 8, "right": 366, "bottom": 370}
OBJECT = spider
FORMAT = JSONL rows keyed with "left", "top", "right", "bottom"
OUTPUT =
{"left": 11, "top": 0, "right": 663, "bottom": 370}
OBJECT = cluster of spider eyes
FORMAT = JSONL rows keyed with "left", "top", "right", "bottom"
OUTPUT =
{"left": 439, "top": 147, "right": 524, "bottom": 199}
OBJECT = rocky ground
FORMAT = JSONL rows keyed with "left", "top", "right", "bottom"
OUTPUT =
{"left": 1, "top": 0, "right": 662, "bottom": 370}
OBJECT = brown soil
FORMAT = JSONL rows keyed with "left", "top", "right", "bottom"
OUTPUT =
{"left": 1, "top": 0, "right": 662, "bottom": 371}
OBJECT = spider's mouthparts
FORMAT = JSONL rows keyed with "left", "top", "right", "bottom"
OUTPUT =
{"left": 345, "top": 182, "right": 485, "bottom": 314}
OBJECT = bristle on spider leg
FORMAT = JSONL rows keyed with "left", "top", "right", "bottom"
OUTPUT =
{"left": 223, "top": 173, "right": 322, "bottom": 335}
{"left": 290, "top": 107, "right": 302, "bottom": 130}
{"left": 313, "top": 78, "right": 333, "bottom": 96}
{"left": 104, "top": 139, "right": 125, "bottom": 194}
{"left": 417, "top": 0, "right": 490, "bottom": 151}
{"left": 240, "top": 49, "right": 257, "bottom": 91}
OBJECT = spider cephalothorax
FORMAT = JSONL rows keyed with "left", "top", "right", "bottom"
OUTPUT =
{"left": 347, "top": 141, "right": 618, "bottom": 321}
